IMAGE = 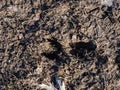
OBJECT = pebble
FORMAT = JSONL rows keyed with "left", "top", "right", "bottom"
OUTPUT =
{"left": 101, "top": 0, "right": 114, "bottom": 7}
{"left": 18, "top": 34, "right": 23, "bottom": 39}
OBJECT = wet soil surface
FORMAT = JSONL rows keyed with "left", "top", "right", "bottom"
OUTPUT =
{"left": 0, "top": 0, "right": 120, "bottom": 90}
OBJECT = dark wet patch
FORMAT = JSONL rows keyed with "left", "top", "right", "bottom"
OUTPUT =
{"left": 47, "top": 37, "right": 63, "bottom": 53}
{"left": 41, "top": 51, "right": 71, "bottom": 66}
{"left": 41, "top": 37, "right": 62, "bottom": 60}
{"left": 41, "top": 51, "right": 59, "bottom": 60}
{"left": 69, "top": 41, "right": 97, "bottom": 59}
{"left": 41, "top": 37, "right": 71, "bottom": 65}
{"left": 70, "top": 48, "right": 85, "bottom": 58}
{"left": 70, "top": 41, "right": 97, "bottom": 52}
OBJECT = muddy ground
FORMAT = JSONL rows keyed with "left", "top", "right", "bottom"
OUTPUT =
{"left": 0, "top": 0, "right": 120, "bottom": 90}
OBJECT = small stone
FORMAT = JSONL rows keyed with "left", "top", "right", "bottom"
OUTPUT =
{"left": 35, "top": 67, "right": 43, "bottom": 74}
{"left": 61, "top": 14, "right": 67, "bottom": 20}
{"left": 72, "top": 35, "right": 77, "bottom": 41}
{"left": 8, "top": 59, "right": 11, "bottom": 63}
{"left": 18, "top": 34, "right": 23, "bottom": 39}
{"left": 101, "top": 0, "right": 114, "bottom": 7}
{"left": 66, "top": 70, "right": 70, "bottom": 74}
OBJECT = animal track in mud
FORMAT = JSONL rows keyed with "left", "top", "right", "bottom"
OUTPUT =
{"left": 69, "top": 41, "right": 97, "bottom": 60}
{"left": 41, "top": 37, "right": 109, "bottom": 68}
{"left": 41, "top": 37, "right": 63, "bottom": 60}
{"left": 41, "top": 51, "right": 59, "bottom": 60}
{"left": 47, "top": 37, "right": 63, "bottom": 53}
{"left": 41, "top": 37, "right": 70, "bottom": 65}
{"left": 41, "top": 37, "right": 97, "bottom": 63}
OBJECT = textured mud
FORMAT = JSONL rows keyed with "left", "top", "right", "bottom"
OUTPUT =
{"left": 0, "top": 0, "right": 120, "bottom": 90}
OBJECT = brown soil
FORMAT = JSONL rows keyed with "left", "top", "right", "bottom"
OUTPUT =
{"left": 0, "top": 0, "right": 120, "bottom": 90}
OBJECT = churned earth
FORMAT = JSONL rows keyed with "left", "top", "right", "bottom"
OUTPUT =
{"left": 0, "top": 0, "right": 120, "bottom": 90}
